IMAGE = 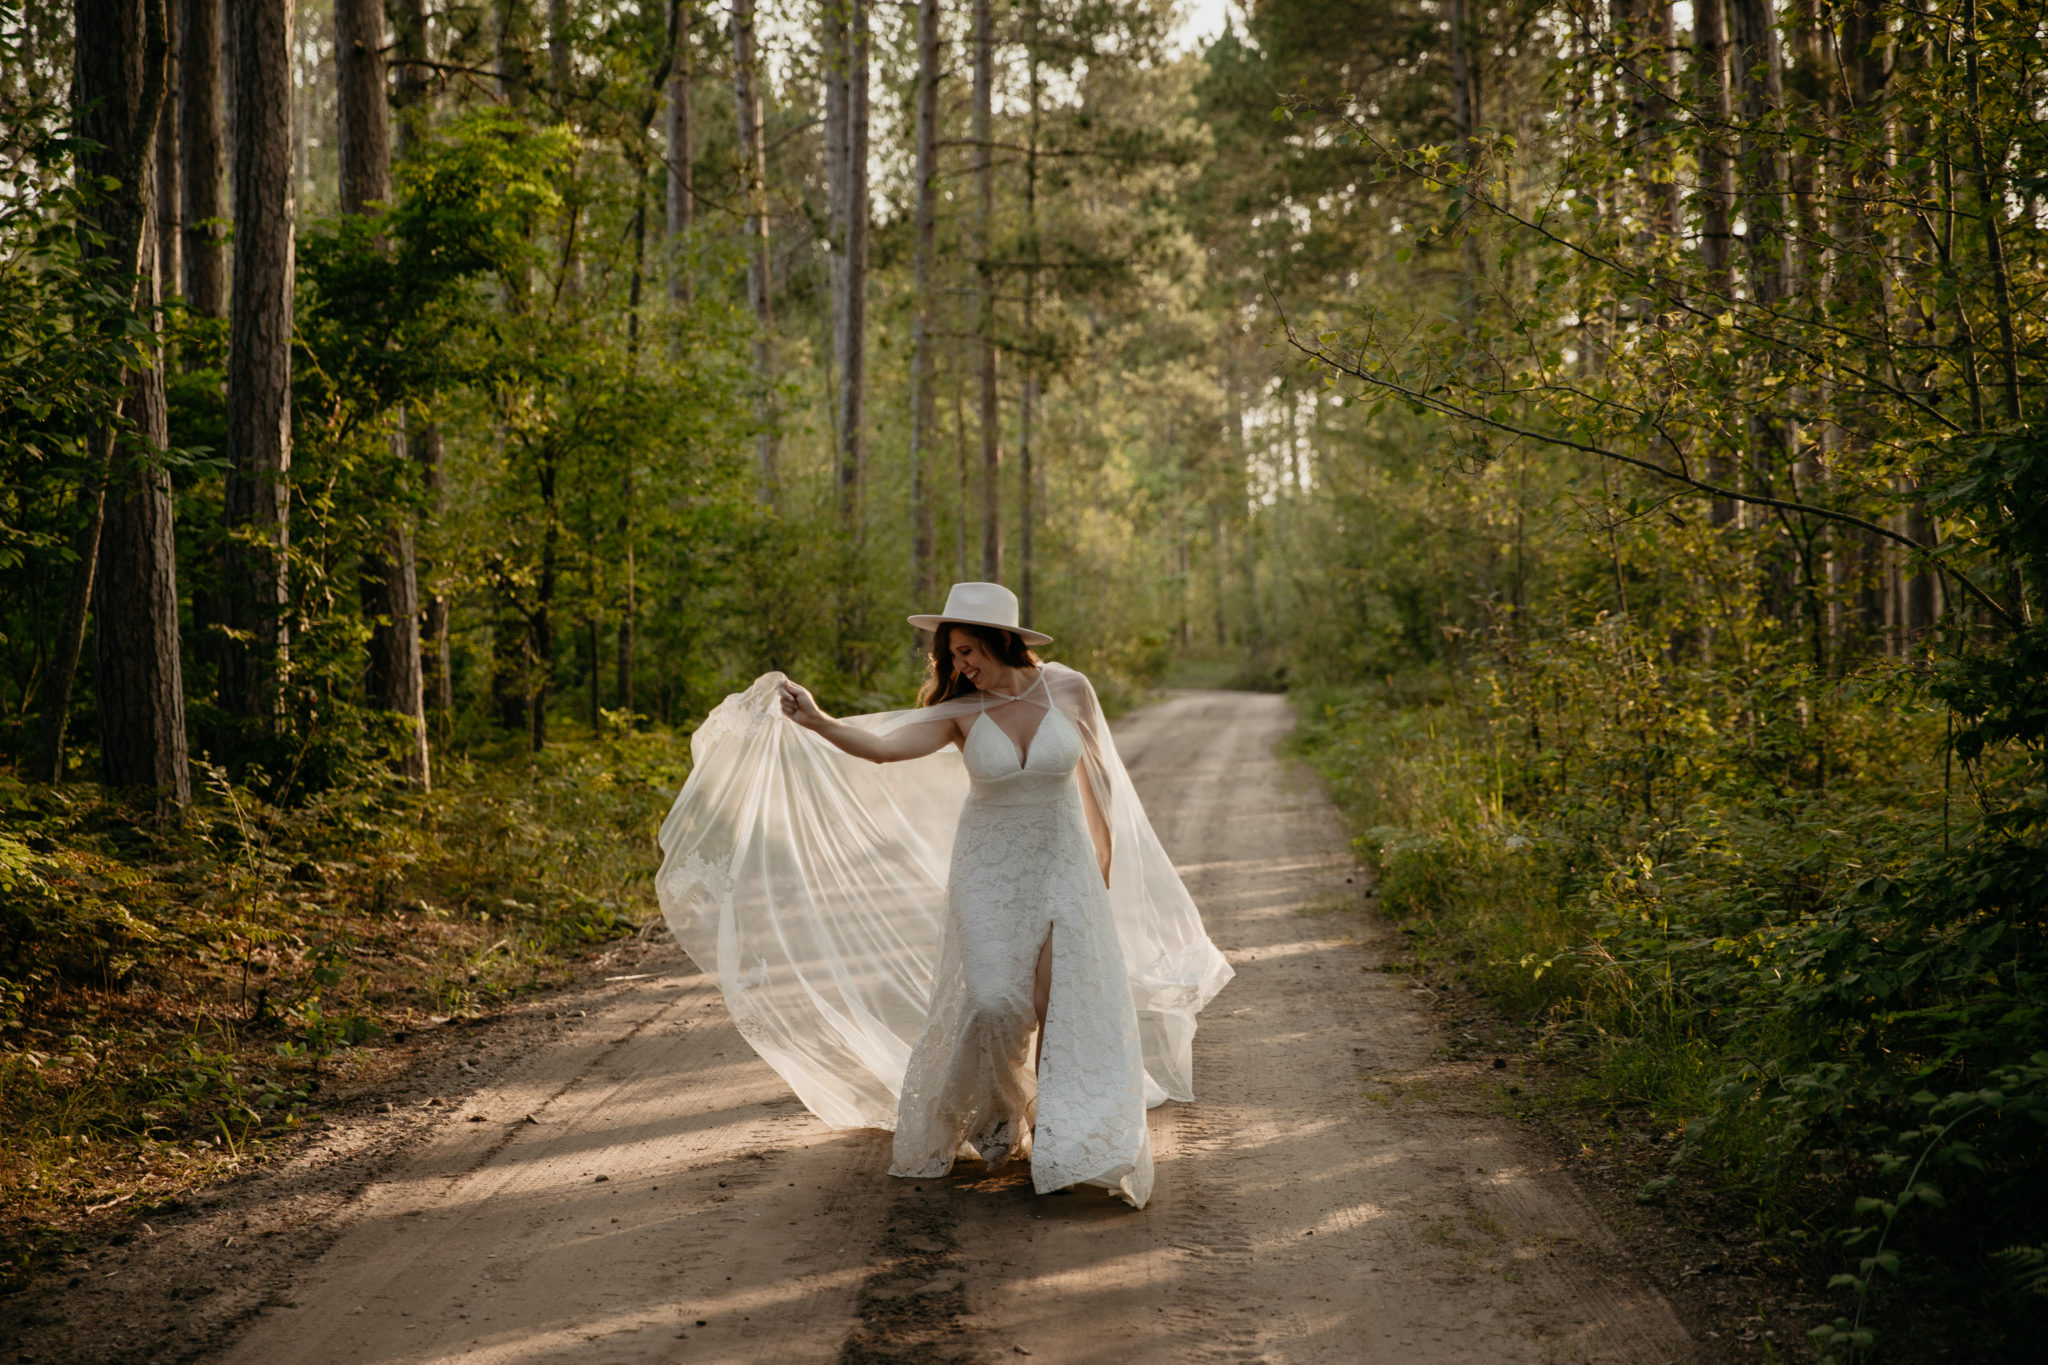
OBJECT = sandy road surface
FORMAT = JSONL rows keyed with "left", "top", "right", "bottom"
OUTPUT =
{"left": 208, "top": 690, "right": 1692, "bottom": 1365}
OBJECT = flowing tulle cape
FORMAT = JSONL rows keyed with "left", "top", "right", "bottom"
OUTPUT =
{"left": 654, "top": 666, "right": 1233, "bottom": 1131}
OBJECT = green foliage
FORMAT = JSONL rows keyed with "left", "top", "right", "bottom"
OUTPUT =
{"left": 0, "top": 725, "right": 687, "bottom": 1277}
{"left": 1298, "top": 605, "right": 2047, "bottom": 1354}
{"left": 297, "top": 109, "right": 574, "bottom": 416}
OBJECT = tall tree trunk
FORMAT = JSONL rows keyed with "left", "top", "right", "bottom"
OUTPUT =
{"left": 393, "top": 0, "right": 451, "bottom": 724}
{"left": 1692, "top": 0, "right": 1738, "bottom": 527}
{"left": 549, "top": 0, "right": 571, "bottom": 106}
{"left": 732, "top": 0, "right": 775, "bottom": 499}
{"left": 1640, "top": 0, "right": 1680, "bottom": 236}
{"left": 1728, "top": 0, "right": 1783, "bottom": 518}
{"left": 953, "top": 374, "right": 971, "bottom": 580}
{"left": 496, "top": 0, "right": 529, "bottom": 105}
{"left": 533, "top": 453, "right": 559, "bottom": 750}
{"left": 548, "top": 0, "right": 582, "bottom": 301}
{"left": 1727, "top": 0, "right": 1798, "bottom": 630}
{"left": 34, "top": 0, "right": 172, "bottom": 785}
{"left": 824, "top": 0, "right": 869, "bottom": 531}
{"left": 1018, "top": 0, "right": 1040, "bottom": 620}
{"left": 666, "top": 3, "right": 693, "bottom": 307}
{"left": 177, "top": 0, "right": 226, "bottom": 754}
{"left": 335, "top": 0, "right": 388, "bottom": 219}
{"left": 1225, "top": 363, "right": 1261, "bottom": 656}
{"left": 971, "top": 0, "right": 999, "bottom": 579}
{"left": 1446, "top": 0, "right": 1481, "bottom": 316}
{"left": 221, "top": 0, "right": 295, "bottom": 735}
{"left": 1961, "top": 0, "right": 2021, "bottom": 426}
{"left": 97, "top": 16, "right": 192, "bottom": 811}
{"left": 337, "top": 0, "right": 429, "bottom": 788}
{"left": 907, "top": 0, "right": 939, "bottom": 603}
{"left": 96, "top": 322, "right": 193, "bottom": 810}
{"left": 179, "top": 0, "right": 225, "bottom": 318}
{"left": 156, "top": 0, "right": 182, "bottom": 301}
{"left": 393, "top": 0, "right": 431, "bottom": 141}
{"left": 619, "top": 182, "right": 648, "bottom": 714}
{"left": 1728, "top": 1, "right": 1788, "bottom": 306}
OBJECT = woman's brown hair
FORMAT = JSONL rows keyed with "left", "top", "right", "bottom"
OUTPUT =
{"left": 919, "top": 622, "right": 1041, "bottom": 705}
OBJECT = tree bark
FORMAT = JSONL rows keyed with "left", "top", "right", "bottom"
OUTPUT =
{"left": 907, "top": 0, "right": 939, "bottom": 602}
{"left": 549, "top": 0, "right": 571, "bottom": 107}
{"left": 1962, "top": 0, "right": 2022, "bottom": 425}
{"left": 155, "top": 0, "right": 182, "bottom": 301}
{"left": 1728, "top": 0, "right": 1787, "bottom": 303}
{"left": 533, "top": 452, "right": 559, "bottom": 751}
{"left": 1446, "top": 0, "right": 1481, "bottom": 315}
{"left": 666, "top": 3, "right": 693, "bottom": 306}
{"left": 972, "top": 0, "right": 1000, "bottom": 580}
{"left": 221, "top": 0, "right": 295, "bottom": 734}
{"left": 179, "top": 0, "right": 225, "bottom": 318}
{"left": 335, "top": 0, "right": 390, "bottom": 215}
{"left": 98, "top": 59, "right": 192, "bottom": 811}
{"left": 34, "top": 0, "right": 171, "bottom": 785}
{"left": 1018, "top": 0, "right": 1040, "bottom": 620}
{"left": 496, "top": 0, "right": 530, "bottom": 106}
{"left": 1638, "top": 0, "right": 1680, "bottom": 236}
{"left": 417, "top": 422, "right": 453, "bottom": 716}
{"left": 1691, "top": 0, "right": 1737, "bottom": 527}
{"left": 336, "top": 0, "right": 428, "bottom": 787}
{"left": 1727, "top": 0, "right": 1793, "bottom": 547}
{"left": 620, "top": 182, "right": 647, "bottom": 713}
{"left": 732, "top": 0, "right": 775, "bottom": 499}
{"left": 393, "top": 0, "right": 431, "bottom": 147}
{"left": 824, "top": 0, "right": 869, "bottom": 530}
{"left": 96, "top": 369, "right": 193, "bottom": 810}
{"left": 1692, "top": 0, "right": 1735, "bottom": 298}
{"left": 393, "top": 0, "right": 451, "bottom": 726}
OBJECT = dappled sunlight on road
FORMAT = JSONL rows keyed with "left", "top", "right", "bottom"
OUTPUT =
{"left": 206, "top": 690, "right": 1688, "bottom": 1365}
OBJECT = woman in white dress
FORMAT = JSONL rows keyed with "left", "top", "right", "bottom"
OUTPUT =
{"left": 654, "top": 583, "right": 1231, "bottom": 1208}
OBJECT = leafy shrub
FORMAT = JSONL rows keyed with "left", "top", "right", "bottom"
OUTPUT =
{"left": 1297, "top": 588, "right": 2048, "bottom": 1357}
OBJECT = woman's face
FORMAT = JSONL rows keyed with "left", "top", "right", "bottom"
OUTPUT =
{"left": 947, "top": 631, "right": 1001, "bottom": 690}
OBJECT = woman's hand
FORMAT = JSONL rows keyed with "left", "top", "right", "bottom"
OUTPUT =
{"left": 779, "top": 680, "right": 829, "bottom": 730}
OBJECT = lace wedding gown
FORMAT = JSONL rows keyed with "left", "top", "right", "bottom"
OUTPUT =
{"left": 655, "top": 664, "right": 1232, "bottom": 1210}
{"left": 890, "top": 671, "right": 1153, "bottom": 1201}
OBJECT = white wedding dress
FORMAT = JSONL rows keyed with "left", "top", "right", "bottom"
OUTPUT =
{"left": 655, "top": 665, "right": 1231, "bottom": 1209}
{"left": 890, "top": 671, "right": 1152, "bottom": 1199}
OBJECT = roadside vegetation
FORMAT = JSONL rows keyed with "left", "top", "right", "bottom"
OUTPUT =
{"left": 7, "top": 0, "right": 2048, "bottom": 1355}
{"left": 1294, "top": 627, "right": 2044, "bottom": 1358}
{"left": 0, "top": 725, "right": 683, "bottom": 1286}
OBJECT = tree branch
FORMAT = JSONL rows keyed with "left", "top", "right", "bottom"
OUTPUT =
{"left": 1274, "top": 309, "right": 2020, "bottom": 632}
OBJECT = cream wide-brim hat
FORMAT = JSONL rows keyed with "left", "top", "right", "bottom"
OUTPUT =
{"left": 906, "top": 581, "right": 1053, "bottom": 647}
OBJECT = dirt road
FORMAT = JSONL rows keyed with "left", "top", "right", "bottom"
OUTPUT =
{"left": 205, "top": 690, "right": 1692, "bottom": 1365}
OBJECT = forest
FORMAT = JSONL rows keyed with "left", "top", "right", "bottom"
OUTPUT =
{"left": 1, "top": 0, "right": 2044, "bottom": 1358}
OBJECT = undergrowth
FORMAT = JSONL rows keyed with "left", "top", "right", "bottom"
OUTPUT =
{"left": 1294, "top": 643, "right": 2047, "bottom": 1361}
{"left": 0, "top": 723, "right": 687, "bottom": 1288}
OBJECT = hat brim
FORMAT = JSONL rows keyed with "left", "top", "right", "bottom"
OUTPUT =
{"left": 907, "top": 614, "right": 1053, "bottom": 647}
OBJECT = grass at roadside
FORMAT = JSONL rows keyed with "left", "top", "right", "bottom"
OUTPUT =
{"left": 1290, "top": 676, "right": 1742, "bottom": 1141}
{"left": 0, "top": 726, "right": 688, "bottom": 1287}
{"left": 1286, "top": 670, "right": 2048, "bottom": 1359}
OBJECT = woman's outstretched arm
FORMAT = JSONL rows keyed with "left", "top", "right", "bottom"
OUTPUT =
{"left": 778, "top": 681, "right": 959, "bottom": 763}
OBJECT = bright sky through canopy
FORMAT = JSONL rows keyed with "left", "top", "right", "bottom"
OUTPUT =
{"left": 1176, "top": 0, "right": 1235, "bottom": 51}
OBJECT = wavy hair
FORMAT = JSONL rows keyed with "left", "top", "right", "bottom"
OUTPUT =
{"left": 918, "top": 622, "right": 1041, "bottom": 706}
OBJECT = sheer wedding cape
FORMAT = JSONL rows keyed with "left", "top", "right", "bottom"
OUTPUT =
{"left": 654, "top": 664, "right": 1234, "bottom": 1133}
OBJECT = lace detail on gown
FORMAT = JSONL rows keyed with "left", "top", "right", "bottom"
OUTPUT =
{"left": 652, "top": 663, "right": 1231, "bottom": 1207}
{"left": 888, "top": 675, "right": 1154, "bottom": 1207}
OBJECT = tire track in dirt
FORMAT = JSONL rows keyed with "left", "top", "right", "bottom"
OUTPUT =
{"left": 934, "top": 689, "right": 1694, "bottom": 1364}
{"left": 211, "top": 968, "right": 899, "bottom": 1364}
{"left": 162, "top": 687, "right": 1689, "bottom": 1365}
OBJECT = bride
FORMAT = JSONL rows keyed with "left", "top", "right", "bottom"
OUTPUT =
{"left": 654, "top": 583, "right": 1232, "bottom": 1208}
